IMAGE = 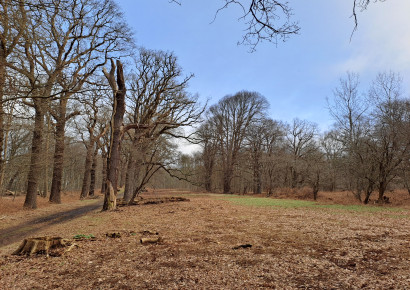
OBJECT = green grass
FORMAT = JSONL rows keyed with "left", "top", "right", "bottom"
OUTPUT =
{"left": 218, "top": 195, "right": 407, "bottom": 214}
{"left": 73, "top": 234, "right": 95, "bottom": 240}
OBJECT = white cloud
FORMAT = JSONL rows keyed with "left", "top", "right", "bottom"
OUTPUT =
{"left": 332, "top": 0, "right": 410, "bottom": 78}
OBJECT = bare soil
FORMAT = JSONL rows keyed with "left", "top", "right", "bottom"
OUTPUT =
{"left": 0, "top": 190, "right": 409, "bottom": 289}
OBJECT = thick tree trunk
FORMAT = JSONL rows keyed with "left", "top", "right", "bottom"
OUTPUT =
{"left": 123, "top": 150, "right": 136, "bottom": 203}
{"left": 377, "top": 180, "right": 387, "bottom": 203}
{"left": 101, "top": 153, "right": 107, "bottom": 195}
{"left": 118, "top": 153, "right": 127, "bottom": 189}
{"left": 89, "top": 147, "right": 98, "bottom": 197}
{"left": 49, "top": 99, "right": 68, "bottom": 204}
{"left": 203, "top": 144, "right": 215, "bottom": 192}
{"left": 223, "top": 167, "right": 233, "bottom": 194}
{"left": 80, "top": 142, "right": 95, "bottom": 199}
{"left": 0, "top": 56, "right": 5, "bottom": 194}
{"left": 24, "top": 101, "right": 45, "bottom": 209}
{"left": 103, "top": 61, "right": 126, "bottom": 211}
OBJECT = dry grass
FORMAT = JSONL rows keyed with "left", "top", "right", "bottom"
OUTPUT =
{"left": 0, "top": 189, "right": 409, "bottom": 289}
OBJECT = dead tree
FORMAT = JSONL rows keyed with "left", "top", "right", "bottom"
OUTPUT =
{"left": 103, "top": 59, "right": 126, "bottom": 211}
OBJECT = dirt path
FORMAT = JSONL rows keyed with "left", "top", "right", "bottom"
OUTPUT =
{"left": 0, "top": 200, "right": 102, "bottom": 248}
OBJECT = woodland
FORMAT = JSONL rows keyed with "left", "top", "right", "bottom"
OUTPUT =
{"left": 0, "top": 0, "right": 408, "bottom": 211}
{"left": 0, "top": 0, "right": 409, "bottom": 288}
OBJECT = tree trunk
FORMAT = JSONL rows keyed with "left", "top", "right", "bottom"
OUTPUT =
{"left": 103, "top": 60, "right": 126, "bottom": 211}
{"left": 203, "top": 145, "right": 215, "bottom": 192}
{"left": 363, "top": 182, "right": 374, "bottom": 204}
{"left": 223, "top": 167, "right": 233, "bottom": 194}
{"left": 253, "top": 156, "right": 262, "bottom": 194}
{"left": 7, "top": 171, "right": 19, "bottom": 191}
{"left": 312, "top": 172, "right": 320, "bottom": 201}
{"left": 89, "top": 147, "right": 98, "bottom": 197}
{"left": 49, "top": 99, "right": 68, "bottom": 204}
{"left": 41, "top": 113, "right": 51, "bottom": 198}
{"left": 123, "top": 150, "right": 136, "bottom": 203}
{"left": 377, "top": 180, "right": 387, "bottom": 203}
{"left": 0, "top": 55, "right": 5, "bottom": 194}
{"left": 80, "top": 142, "right": 95, "bottom": 199}
{"left": 101, "top": 152, "right": 107, "bottom": 195}
{"left": 24, "top": 100, "right": 45, "bottom": 209}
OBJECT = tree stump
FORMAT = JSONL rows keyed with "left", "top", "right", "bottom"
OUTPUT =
{"left": 12, "top": 237, "right": 71, "bottom": 256}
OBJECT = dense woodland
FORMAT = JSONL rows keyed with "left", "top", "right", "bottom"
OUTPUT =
{"left": 0, "top": 0, "right": 408, "bottom": 210}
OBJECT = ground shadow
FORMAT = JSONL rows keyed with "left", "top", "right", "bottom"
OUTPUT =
{"left": 0, "top": 201, "right": 102, "bottom": 248}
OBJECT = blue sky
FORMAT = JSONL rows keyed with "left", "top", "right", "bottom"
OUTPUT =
{"left": 116, "top": 0, "right": 410, "bottom": 132}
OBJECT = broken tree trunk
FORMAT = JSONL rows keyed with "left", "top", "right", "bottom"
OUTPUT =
{"left": 103, "top": 59, "right": 126, "bottom": 211}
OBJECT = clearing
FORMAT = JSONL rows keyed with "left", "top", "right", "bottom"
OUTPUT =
{"left": 0, "top": 190, "right": 409, "bottom": 289}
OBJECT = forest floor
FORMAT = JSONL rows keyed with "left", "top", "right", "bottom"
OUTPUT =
{"left": 0, "top": 189, "right": 409, "bottom": 289}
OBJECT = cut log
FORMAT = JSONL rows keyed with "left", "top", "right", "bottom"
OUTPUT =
{"left": 13, "top": 237, "right": 71, "bottom": 256}
{"left": 232, "top": 244, "right": 252, "bottom": 250}
{"left": 140, "top": 237, "right": 162, "bottom": 244}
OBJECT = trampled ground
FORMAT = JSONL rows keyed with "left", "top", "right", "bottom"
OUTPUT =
{"left": 0, "top": 190, "right": 409, "bottom": 289}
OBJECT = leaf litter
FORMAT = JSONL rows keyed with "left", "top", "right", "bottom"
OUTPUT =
{"left": 0, "top": 191, "right": 409, "bottom": 289}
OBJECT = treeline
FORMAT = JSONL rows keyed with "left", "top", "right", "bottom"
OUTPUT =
{"left": 1, "top": 1, "right": 409, "bottom": 210}
{"left": 185, "top": 72, "right": 410, "bottom": 204}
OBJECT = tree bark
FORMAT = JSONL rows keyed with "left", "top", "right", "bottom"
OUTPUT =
{"left": 103, "top": 60, "right": 126, "bottom": 211}
{"left": 101, "top": 152, "right": 107, "bottom": 195}
{"left": 223, "top": 167, "right": 233, "bottom": 194}
{"left": 24, "top": 100, "right": 46, "bottom": 209}
{"left": 253, "top": 153, "right": 262, "bottom": 194}
{"left": 89, "top": 146, "right": 98, "bottom": 197}
{"left": 0, "top": 54, "right": 5, "bottom": 194}
{"left": 123, "top": 150, "right": 136, "bottom": 203}
{"left": 80, "top": 142, "right": 95, "bottom": 199}
{"left": 49, "top": 98, "right": 68, "bottom": 204}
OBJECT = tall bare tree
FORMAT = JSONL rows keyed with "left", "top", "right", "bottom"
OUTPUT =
{"left": 123, "top": 48, "right": 203, "bottom": 204}
{"left": 366, "top": 72, "right": 410, "bottom": 202}
{"left": 285, "top": 118, "right": 318, "bottom": 188}
{"left": 208, "top": 91, "right": 268, "bottom": 193}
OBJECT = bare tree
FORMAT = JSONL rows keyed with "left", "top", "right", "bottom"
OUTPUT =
{"left": 214, "top": 0, "right": 300, "bottom": 51}
{"left": 285, "top": 118, "right": 318, "bottom": 188}
{"left": 260, "top": 119, "right": 285, "bottom": 195}
{"left": 3, "top": 0, "right": 131, "bottom": 208}
{"left": 0, "top": 1, "right": 28, "bottom": 193}
{"left": 328, "top": 72, "right": 371, "bottom": 201}
{"left": 102, "top": 59, "right": 126, "bottom": 211}
{"left": 366, "top": 72, "right": 410, "bottom": 202}
{"left": 122, "top": 48, "right": 203, "bottom": 204}
{"left": 197, "top": 120, "right": 218, "bottom": 192}
{"left": 208, "top": 91, "right": 268, "bottom": 193}
{"left": 77, "top": 90, "right": 109, "bottom": 199}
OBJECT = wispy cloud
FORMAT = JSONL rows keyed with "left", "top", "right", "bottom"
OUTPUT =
{"left": 333, "top": 0, "right": 410, "bottom": 77}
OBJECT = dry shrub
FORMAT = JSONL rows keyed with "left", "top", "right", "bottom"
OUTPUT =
{"left": 267, "top": 187, "right": 409, "bottom": 207}
{"left": 272, "top": 187, "right": 313, "bottom": 199}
